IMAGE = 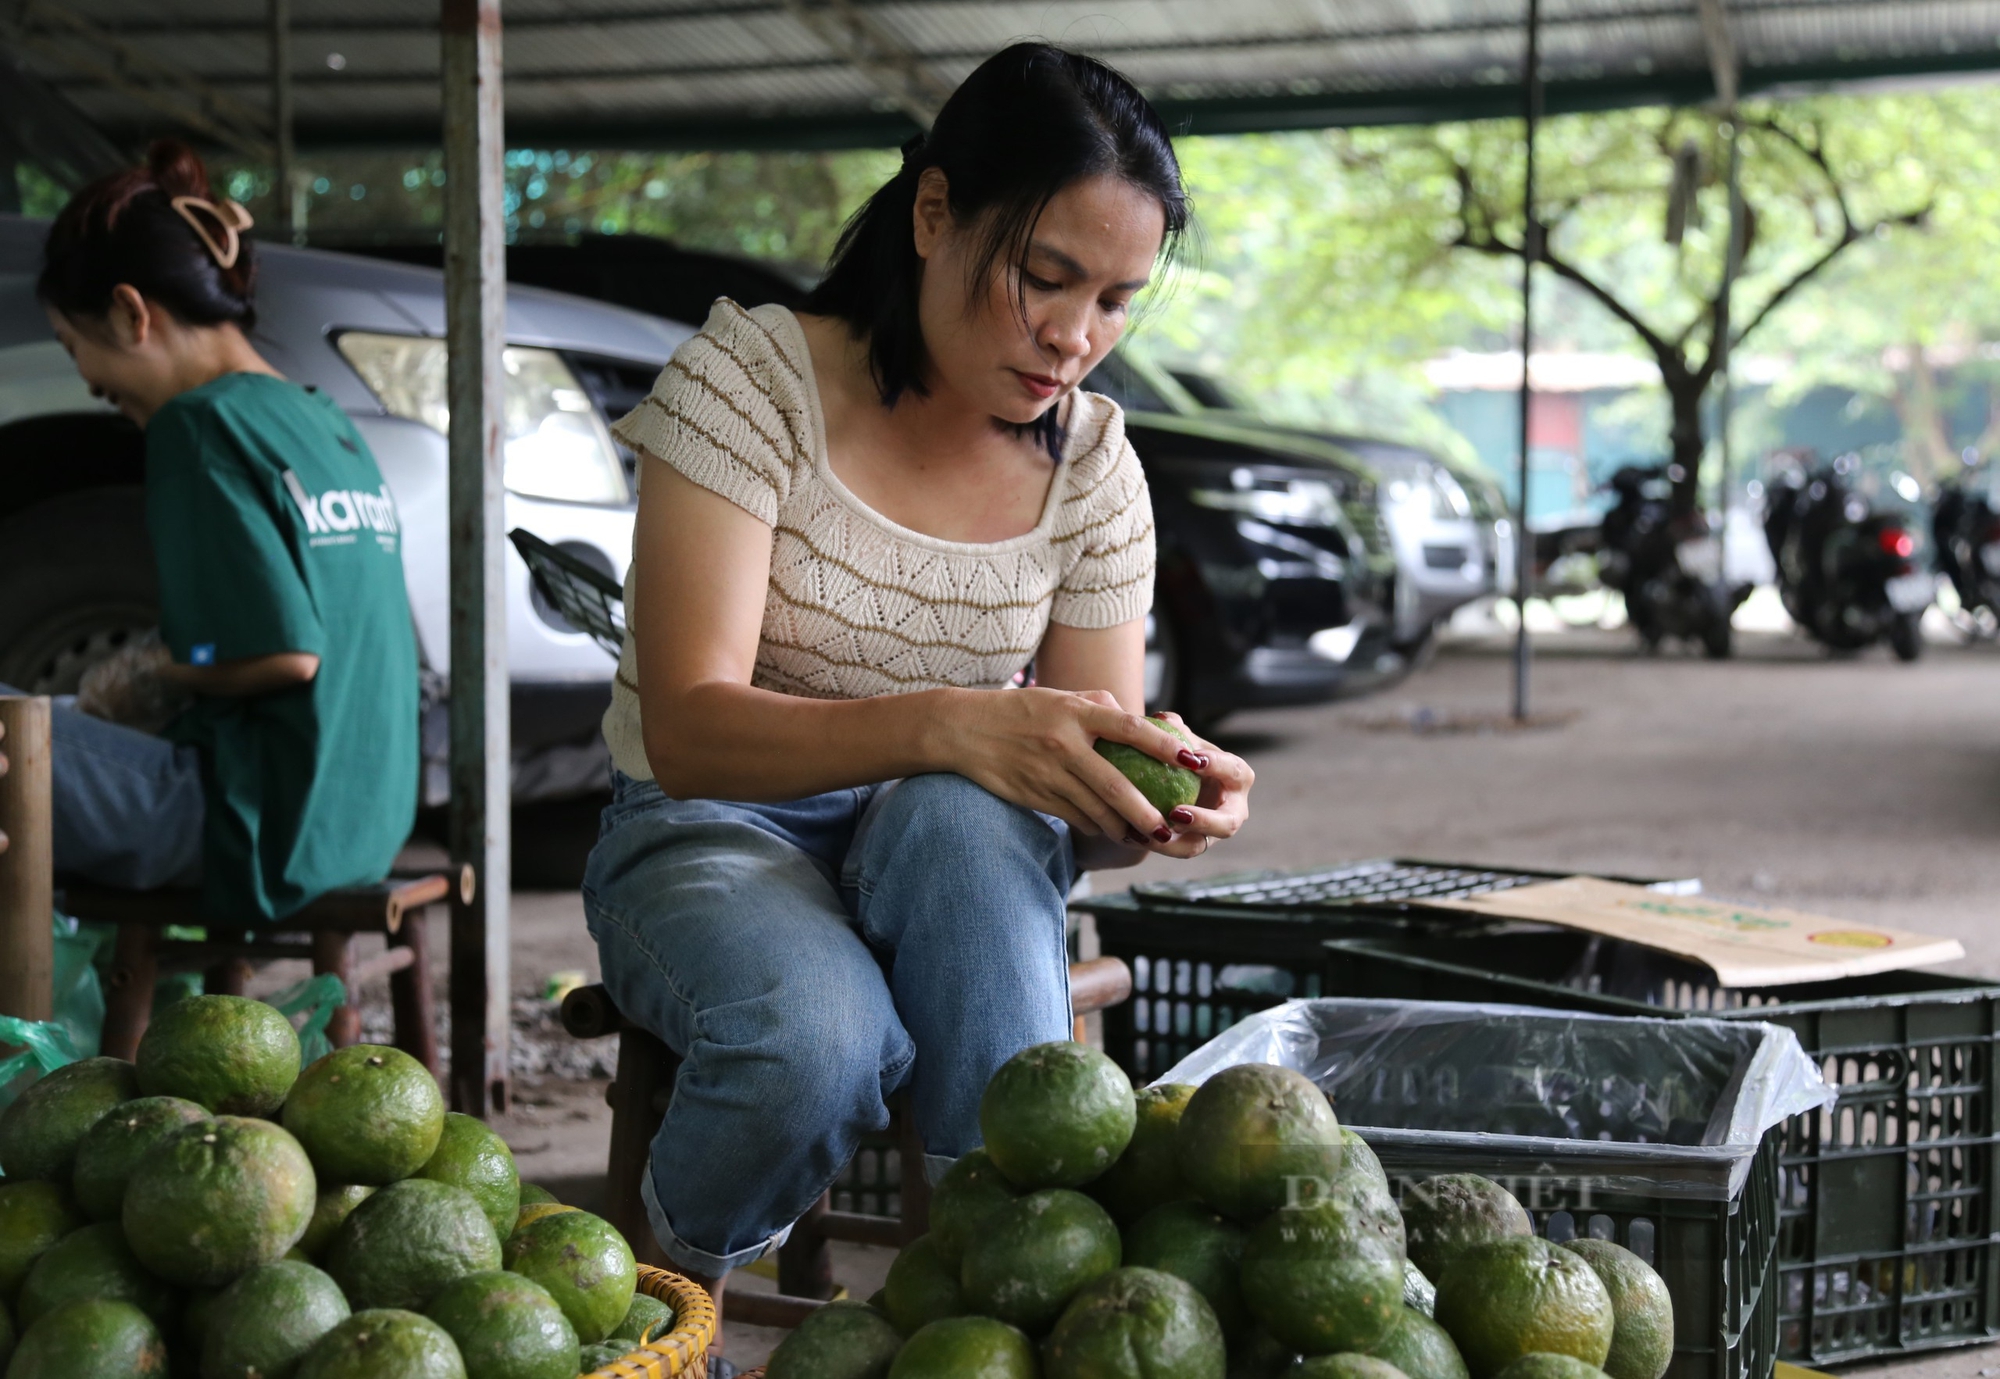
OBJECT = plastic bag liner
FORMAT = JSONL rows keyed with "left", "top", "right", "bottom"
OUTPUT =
{"left": 1157, "top": 997, "right": 1834, "bottom": 1201}
{"left": 266, "top": 973, "right": 348, "bottom": 1066}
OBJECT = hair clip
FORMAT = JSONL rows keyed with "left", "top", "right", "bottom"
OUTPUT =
{"left": 899, "top": 133, "right": 926, "bottom": 163}
{"left": 170, "top": 196, "right": 255, "bottom": 270}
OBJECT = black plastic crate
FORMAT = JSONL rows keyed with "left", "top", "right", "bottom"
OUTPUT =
{"left": 1076, "top": 858, "right": 1696, "bottom": 1081}
{"left": 1320, "top": 929, "right": 2000, "bottom": 1365}
{"left": 1160, "top": 999, "right": 1789, "bottom": 1379}
{"left": 1373, "top": 1133, "right": 1780, "bottom": 1379}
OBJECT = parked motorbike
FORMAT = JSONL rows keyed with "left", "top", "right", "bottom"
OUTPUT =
{"left": 1597, "top": 463, "right": 1747, "bottom": 658}
{"left": 1764, "top": 457, "right": 1932, "bottom": 661}
{"left": 1932, "top": 460, "right": 2000, "bottom": 640}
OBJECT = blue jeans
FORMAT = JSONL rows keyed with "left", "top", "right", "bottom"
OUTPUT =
{"left": 0, "top": 688, "right": 203, "bottom": 890}
{"left": 581, "top": 770, "right": 1076, "bottom": 1276}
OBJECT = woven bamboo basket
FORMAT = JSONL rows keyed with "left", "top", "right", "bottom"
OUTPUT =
{"left": 580, "top": 1266, "right": 718, "bottom": 1378}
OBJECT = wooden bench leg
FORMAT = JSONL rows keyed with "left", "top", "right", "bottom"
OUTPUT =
{"left": 312, "top": 931, "right": 362, "bottom": 1048}
{"left": 102, "top": 922, "right": 157, "bottom": 1060}
{"left": 205, "top": 955, "right": 251, "bottom": 997}
{"left": 777, "top": 1192, "right": 836, "bottom": 1301}
{"left": 607, "top": 1025, "right": 677, "bottom": 1266}
{"left": 389, "top": 908, "right": 440, "bottom": 1080}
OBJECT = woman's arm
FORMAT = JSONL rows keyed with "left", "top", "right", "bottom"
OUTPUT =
{"left": 159, "top": 652, "right": 319, "bottom": 697}
{"left": 633, "top": 461, "right": 1188, "bottom": 842}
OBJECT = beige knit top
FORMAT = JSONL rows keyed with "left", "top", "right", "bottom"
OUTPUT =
{"left": 600, "top": 299, "right": 1156, "bottom": 783}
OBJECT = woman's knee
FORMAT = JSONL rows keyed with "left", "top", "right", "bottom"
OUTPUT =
{"left": 867, "top": 772, "right": 1062, "bottom": 863}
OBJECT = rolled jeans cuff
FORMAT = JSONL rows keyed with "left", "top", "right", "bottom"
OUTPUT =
{"left": 643, "top": 1160, "right": 793, "bottom": 1275}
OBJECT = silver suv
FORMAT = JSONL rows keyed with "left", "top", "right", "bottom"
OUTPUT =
{"left": 0, "top": 215, "right": 687, "bottom": 800}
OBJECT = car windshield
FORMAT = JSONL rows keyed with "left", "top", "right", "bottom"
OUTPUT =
{"left": 1081, "top": 354, "right": 1173, "bottom": 414}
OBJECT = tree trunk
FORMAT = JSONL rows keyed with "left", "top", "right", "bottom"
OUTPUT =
{"left": 1667, "top": 380, "right": 1707, "bottom": 518}
{"left": 1890, "top": 345, "right": 1954, "bottom": 484}
{"left": 1975, "top": 379, "right": 2000, "bottom": 461}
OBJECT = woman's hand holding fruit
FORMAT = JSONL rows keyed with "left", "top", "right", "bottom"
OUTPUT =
{"left": 935, "top": 688, "right": 1251, "bottom": 854}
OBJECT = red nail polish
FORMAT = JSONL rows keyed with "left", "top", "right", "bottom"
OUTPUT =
{"left": 1125, "top": 828, "right": 1146, "bottom": 845}
{"left": 1152, "top": 826, "right": 1174, "bottom": 843}
{"left": 1169, "top": 807, "right": 1193, "bottom": 825}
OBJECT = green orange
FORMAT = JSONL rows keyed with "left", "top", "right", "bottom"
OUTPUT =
{"left": 1042, "top": 1266, "right": 1225, "bottom": 1379}
{"left": 766, "top": 1300, "right": 905, "bottom": 1379}
{"left": 1090, "top": 1084, "right": 1198, "bottom": 1226}
{"left": 202, "top": 1258, "right": 352, "bottom": 1379}
{"left": 70, "top": 1096, "right": 210, "bottom": 1223}
{"left": 5, "top": 1298, "right": 168, "bottom": 1378}
{"left": 1240, "top": 1193, "right": 1404, "bottom": 1355}
{"left": 326, "top": 1179, "right": 501, "bottom": 1311}
{"left": 979, "top": 1042, "right": 1136, "bottom": 1190}
{"left": 121, "top": 1115, "right": 317, "bottom": 1287}
{"left": 1434, "top": 1238, "right": 1614, "bottom": 1379}
{"left": 1176, "top": 1064, "right": 1341, "bottom": 1219}
{"left": 0, "top": 1181, "right": 83, "bottom": 1302}
{"left": 134, "top": 994, "right": 300, "bottom": 1116}
{"left": 295, "top": 1308, "right": 467, "bottom": 1379}
{"left": 283, "top": 1045, "right": 445, "bottom": 1185}
{"left": 0, "top": 1057, "right": 138, "bottom": 1182}
{"left": 928, "top": 1150, "right": 1025, "bottom": 1270}
{"left": 17, "top": 1222, "right": 173, "bottom": 1329}
{"left": 1560, "top": 1240, "right": 1674, "bottom": 1379}
{"left": 958, "top": 1188, "right": 1121, "bottom": 1336}
{"left": 882, "top": 1234, "right": 965, "bottom": 1337}
{"left": 501, "top": 1208, "right": 636, "bottom": 1345}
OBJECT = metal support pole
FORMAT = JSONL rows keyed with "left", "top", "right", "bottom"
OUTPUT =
{"left": 1716, "top": 122, "right": 1745, "bottom": 557}
{"left": 1512, "top": 0, "right": 1542, "bottom": 722}
{"left": 442, "top": 0, "right": 510, "bottom": 1116}
{"left": 0, "top": 698, "right": 53, "bottom": 1024}
{"left": 269, "top": 0, "right": 296, "bottom": 243}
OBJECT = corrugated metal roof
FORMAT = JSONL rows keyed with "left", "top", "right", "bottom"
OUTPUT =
{"left": 13, "top": 0, "right": 2000, "bottom": 151}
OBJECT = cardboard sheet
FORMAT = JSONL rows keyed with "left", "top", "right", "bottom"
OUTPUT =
{"left": 1427, "top": 875, "right": 1965, "bottom": 987}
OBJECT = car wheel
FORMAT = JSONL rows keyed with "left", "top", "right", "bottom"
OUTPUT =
{"left": 0, "top": 489, "right": 159, "bottom": 693}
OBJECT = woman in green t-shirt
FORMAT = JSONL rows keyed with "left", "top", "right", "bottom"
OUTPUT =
{"left": 1, "top": 139, "right": 419, "bottom": 922}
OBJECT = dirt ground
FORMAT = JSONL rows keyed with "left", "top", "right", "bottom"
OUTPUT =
{"left": 360, "top": 619, "right": 1997, "bottom": 1370}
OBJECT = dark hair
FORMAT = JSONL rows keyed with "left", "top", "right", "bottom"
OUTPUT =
{"left": 37, "top": 139, "right": 258, "bottom": 332}
{"left": 802, "top": 43, "right": 1188, "bottom": 456}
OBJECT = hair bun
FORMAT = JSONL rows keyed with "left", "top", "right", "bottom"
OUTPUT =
{"left": 146, "top": 138, "right": 215, "bottom": 203}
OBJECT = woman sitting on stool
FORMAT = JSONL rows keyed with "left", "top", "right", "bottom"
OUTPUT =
{"left": 586, "top": 42, "right": 1254, "bottom": 1321}
{"left": 5, "top": 140, "right": 418, "bottom": 923}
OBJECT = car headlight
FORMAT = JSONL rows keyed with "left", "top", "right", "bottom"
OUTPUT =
{"left": 337, "top": 332, "right": 630, "bottom": 506}
{"left": 1428, "top": 467, "right": 1472, "bottom": 521}
{"left": 1189, "top": 468, "right": 1342, "bottom": 527}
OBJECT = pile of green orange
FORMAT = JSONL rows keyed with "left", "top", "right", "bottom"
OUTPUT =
{"left": 769, "top": 1045, "right": 1677, "bottom": 1379}
{"left": 0, "top": 995, "right": 669, "bottom": 1379}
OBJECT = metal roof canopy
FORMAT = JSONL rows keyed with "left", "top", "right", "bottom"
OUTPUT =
{"left": 10, "top": 0, "right": 2000, "bottom": 155}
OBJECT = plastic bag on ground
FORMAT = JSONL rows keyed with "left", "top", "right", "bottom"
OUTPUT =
{"left": 1157, "top": 997, "right": 1834, "bottom": 1199}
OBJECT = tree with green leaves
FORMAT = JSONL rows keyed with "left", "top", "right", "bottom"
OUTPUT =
{"left": 1159, "top": 89, "right": 1996, "bottom": 510}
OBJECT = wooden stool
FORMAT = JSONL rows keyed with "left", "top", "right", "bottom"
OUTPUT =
{"left": 561, "top": 956, "right": 1135, "bottom": 1329}
{"left": 68, "top": 874, "right": 454, "bottom": 1079}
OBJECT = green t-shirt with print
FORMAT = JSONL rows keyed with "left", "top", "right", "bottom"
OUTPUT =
{"left": 148, "top": 372, "right": 418, "bottom": 922}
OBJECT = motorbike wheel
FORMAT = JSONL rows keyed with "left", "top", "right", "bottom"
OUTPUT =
{"left": 1627, "top": 591, "right": 1663, "bottom": 654}
{"left": 1888, "top": 612, "right": 1924, "bottom": 663}
{"left": 1700, "top": 585, "right": 1734, "bottom": 660}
